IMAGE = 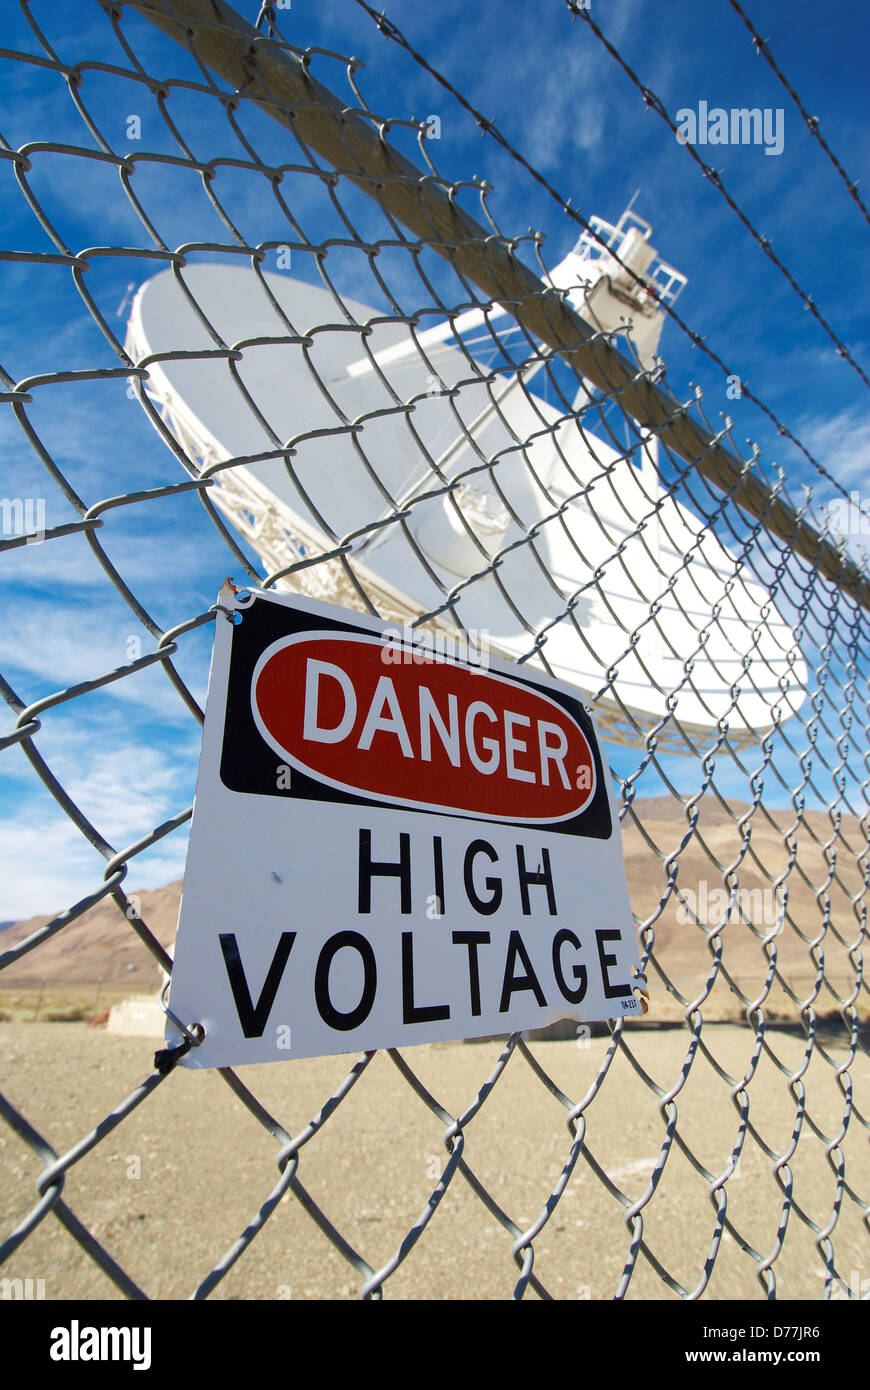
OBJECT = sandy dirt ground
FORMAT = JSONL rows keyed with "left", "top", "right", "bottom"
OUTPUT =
{"left": 1, "top": 1020, "right": 867, "bottom": 1301}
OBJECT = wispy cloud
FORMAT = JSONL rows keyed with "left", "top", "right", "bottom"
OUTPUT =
{"left": 0, "top": 729, "right": 195, "bottom": 920}
{"left": 795, "top": 406, "right": 870, "bottom": 489}
{"left": 0, "top": 591, "right": 212, "bottom": 721}
{"left": 0, "top": 810, "right": 190, "bottom": 922}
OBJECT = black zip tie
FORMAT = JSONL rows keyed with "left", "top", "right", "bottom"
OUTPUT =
{"left": 154, "top": 1036, "right": 193, "bottom": 1074}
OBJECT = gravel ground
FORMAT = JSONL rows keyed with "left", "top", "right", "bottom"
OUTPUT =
{"left": 1, "top": 1021, "right": 867, "bottom": 1301}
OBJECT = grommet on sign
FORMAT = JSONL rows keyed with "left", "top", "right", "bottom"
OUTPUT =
{"left": 632, "top": 969, "right": 650, "bottom": 1015}
{"left": 155, "top": 982, "right": 206, "bottom": 1073}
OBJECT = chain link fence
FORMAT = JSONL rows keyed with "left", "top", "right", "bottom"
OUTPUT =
{"left": 0, "top": 0, "right": 867, "bottom": 1301}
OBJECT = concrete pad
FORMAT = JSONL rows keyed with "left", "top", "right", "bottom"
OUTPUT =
{"left": 106, "top": 994, "right": 166, "bottom": 1038}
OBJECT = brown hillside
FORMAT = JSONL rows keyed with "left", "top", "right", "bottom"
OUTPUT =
{"left": 1, "top": 798, "right": 865, "bottom": 1019}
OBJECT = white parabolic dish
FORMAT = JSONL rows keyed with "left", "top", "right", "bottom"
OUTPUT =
{"left": 126, "top": 263, "right": 807, "bottom": 737}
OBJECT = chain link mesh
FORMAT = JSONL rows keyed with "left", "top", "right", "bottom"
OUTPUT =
{"left": 0, "top": 0, "right": 867, "bottom": 1301}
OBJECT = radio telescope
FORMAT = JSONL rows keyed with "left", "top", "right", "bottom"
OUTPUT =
{"left": 125, "top": 207, "right": 807, "bottom": 743}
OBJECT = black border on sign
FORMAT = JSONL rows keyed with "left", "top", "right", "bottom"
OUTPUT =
{"left": 218, "top": 593, "right": 613, "bottom": 840}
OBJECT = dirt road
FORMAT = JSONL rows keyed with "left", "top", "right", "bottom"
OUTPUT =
{"left": 1, "top": 1020, "right": 867, "bottom": 1301}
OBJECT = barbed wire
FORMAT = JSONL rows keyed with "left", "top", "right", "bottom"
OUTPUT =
{"left": 562, "top": 0, "right": 870, "bottom": 394}
{"left": 346, "top": 0, "right": 857, "bottom": 509}
{"left": 727, "top": 0, "right": 870, "bottom": 231}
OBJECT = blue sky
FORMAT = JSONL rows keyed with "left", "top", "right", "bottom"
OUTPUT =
{"left": 1, "top": 0, "right": 868, "bottom": 919}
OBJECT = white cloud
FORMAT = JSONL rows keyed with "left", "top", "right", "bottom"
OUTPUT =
{"left": 794, "top": 406, "right": 870, "bottom": 489}
{"left": 0, "top": 733, "right": 197, "bottom": 919}
{"left": 0, "top": 596, "right": 210, "bottom": 722}
{"left": 59, "top": 741, "right": 192, "bottom": 840}
{"left": 0, "top": 815, "right": 108, "bottom": 923}
{"left": 0, "top": 811, "right": 190, "bottom": 922}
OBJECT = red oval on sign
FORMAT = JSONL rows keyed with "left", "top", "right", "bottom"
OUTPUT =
{"left": 251, "top": 632, "right": 597, "bottom": 823}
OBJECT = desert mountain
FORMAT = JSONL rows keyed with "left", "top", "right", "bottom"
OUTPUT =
{"left": 1, "top": 799, "right": 864, "bottom": 1020}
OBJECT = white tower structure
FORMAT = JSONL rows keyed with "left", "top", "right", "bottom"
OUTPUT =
{"left": 341, "top": 206, "right": 686, "bottom": 385}
{"left": 549, "top": 206, "right": 687, "bottom": 371}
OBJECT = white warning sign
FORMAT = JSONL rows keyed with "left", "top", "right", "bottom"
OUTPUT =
{"left": 167, "top": 589, "right": 643, "bottom": 1066}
